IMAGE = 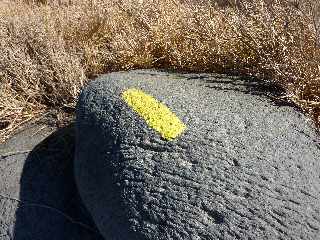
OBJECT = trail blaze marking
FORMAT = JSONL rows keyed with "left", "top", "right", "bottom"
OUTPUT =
{"left": 122, "top": 88, "right": 186, "bottom": 141}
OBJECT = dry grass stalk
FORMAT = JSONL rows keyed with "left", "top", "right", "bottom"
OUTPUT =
{"left": 0, "top": 0, "right": 320, "bottom": 142}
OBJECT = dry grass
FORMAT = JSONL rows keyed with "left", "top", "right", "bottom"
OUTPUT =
{"left": 0, "top": 0, "right": 320, "bottom": 142}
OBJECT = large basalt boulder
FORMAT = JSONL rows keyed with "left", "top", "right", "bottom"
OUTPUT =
{"left": 74, "top": 69, "right": 320, "bottom": 240}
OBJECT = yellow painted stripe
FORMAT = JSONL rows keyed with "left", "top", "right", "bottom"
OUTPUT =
{"left": 121, "top": 88, "right": 186, "bottom": 141}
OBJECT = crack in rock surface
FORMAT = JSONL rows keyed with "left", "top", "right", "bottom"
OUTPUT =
{"left": 75, "top": 69, "right": 320, "bottom": 240}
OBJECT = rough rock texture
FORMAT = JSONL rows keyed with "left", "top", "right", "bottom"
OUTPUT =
{"left": 75, "top": 69, "right": 320, "bottom": 240}
{"left": 0, "top": 123, "right": 103, "bottom": 240}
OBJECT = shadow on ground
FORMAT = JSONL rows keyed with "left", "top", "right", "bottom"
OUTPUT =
{"left": 12, "top": 125, "right": 103, "bottom": 240}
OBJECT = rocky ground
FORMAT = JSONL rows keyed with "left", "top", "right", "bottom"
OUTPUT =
{"left": 0, "top": 123, "right": 103, "bottom": 240}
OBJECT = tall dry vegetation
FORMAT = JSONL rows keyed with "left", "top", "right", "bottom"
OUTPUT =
{"left": 0, "top": 0, "right": 319, "bottom": 142}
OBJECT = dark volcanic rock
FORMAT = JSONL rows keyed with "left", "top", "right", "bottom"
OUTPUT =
{"left": 74, "top": 69, "right": 320, "bottom": 240}
{"left": 0, "top": 124, "right": 103, "bottom": 240}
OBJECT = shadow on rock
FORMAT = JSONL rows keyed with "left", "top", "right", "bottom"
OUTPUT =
{"left": 13, "top": 125, "right": 103, "bottom": 240}
{"left": 185, "top": 73, "right": 303, "bottom": 111}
